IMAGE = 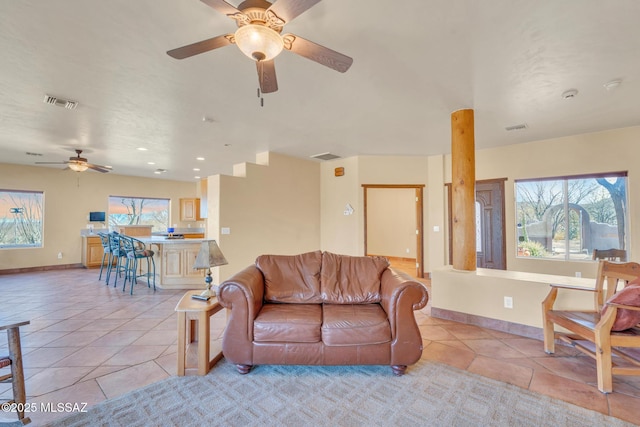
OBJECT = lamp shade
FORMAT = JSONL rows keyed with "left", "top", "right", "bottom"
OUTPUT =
{"left": 68, "top": 162, "right": 89, "bottom": 172}
{"left": 234, "top": 24, "right": 284, "bottom": 62}
{"left": 193, "top": 240, "right": 228, "bottom": 270}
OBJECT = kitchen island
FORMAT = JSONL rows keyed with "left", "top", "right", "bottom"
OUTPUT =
{"left": 136, "top": 236, "right": 207, "bottom": 290}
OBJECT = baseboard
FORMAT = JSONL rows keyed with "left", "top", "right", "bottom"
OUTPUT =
{"left": 430, "top": 307, "right": 543, "bottom": 341}
{"left": 0, "top": 263, "right": 84, "bottom": 275}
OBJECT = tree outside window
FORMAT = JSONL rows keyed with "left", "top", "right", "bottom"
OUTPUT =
{"left": 108, "top": 196, "right": 169, "bottom": 232}
{"left": 515, "top": 173, "right": 627, "bottom": 260}
{"left": 0, "top": 190, "right": 44, "bottom": 248}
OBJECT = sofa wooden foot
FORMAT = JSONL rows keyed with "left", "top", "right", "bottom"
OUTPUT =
{"left": 391, "top": 365, "right": 407, "bottom": 376}
{"left": 236, "top": 364, "right": 252, "bottom": 374}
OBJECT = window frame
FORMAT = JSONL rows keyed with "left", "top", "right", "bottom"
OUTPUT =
{"left": 0, "top": 189, "right": 45, "bottom": 249}
{"left": 107, "top": 195, "right": 170, "bottom": 232}
{"left": 515, "top": 171, "right": 628, "bottom": 261}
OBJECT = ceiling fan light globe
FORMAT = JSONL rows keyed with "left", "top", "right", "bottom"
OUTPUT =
{"left": 234, "top": 24, "right": 283, "bottom": 62}
{"left": 68, "top": 162, "right": 89, "bottom": 172}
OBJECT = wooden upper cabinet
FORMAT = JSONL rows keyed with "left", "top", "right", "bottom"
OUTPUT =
{"left": 180, "top": 198, "right": 201, "bottom": 221}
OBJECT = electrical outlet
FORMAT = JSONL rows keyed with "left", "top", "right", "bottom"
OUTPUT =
{"left": 57, "top": 252, "right": 63, "bottom": 259}
{"left": 504, "top": 296, "right": 513, "bottom": 309}
{"left": 575, "top": 272, "right": 582, "bottom": 278}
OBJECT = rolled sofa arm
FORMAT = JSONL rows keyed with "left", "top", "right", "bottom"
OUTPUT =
{"left": 380, "top": 268, "right": 429, "bottom": 365}
{"left": 217, "top": 265, "right": 265, "bottom": 366}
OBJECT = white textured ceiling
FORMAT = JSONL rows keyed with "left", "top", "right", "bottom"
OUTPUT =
{"left": 1, "top": 0, "right": 639, "bottom": 181}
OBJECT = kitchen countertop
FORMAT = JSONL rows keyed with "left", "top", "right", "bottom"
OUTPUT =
{"left": 137, "top": 236, "right": 206, "bottom": 245}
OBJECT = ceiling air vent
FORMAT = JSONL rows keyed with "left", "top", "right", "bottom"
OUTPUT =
{"left": 43, "top": 95, "right": 78, "bottom": 110}
{"left": 505, "top": 123, "right": 528, "bottom": 132}
{"left": 311, "top": 152, "right": 341, "bottom": 161}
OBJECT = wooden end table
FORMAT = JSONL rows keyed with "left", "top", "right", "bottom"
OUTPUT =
{"left": 175, "top": 291, "right": 224, "bottom": 376}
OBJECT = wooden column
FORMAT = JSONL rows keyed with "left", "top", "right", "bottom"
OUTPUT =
{"left": 451, "top": 109, "right": 476, "bottom": 271}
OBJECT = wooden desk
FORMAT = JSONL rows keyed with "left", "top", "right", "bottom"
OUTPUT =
{"left": 175, "top": 291, "right": 224, "bottom": 376}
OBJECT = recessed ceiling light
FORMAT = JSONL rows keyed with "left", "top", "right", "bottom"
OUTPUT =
{"left": 147, "top": 161, "right": 155, "bottom": 165}
{"left": 202, "top": 116, "right": 214, "bottom": 123}
{"left": 137, "top": 147, "right": 148, "bottom": 151}
{"left": 154, "top": 171, "right": 162, "bottom": 175}
{"left": 194, "top": 176, "right": 201, "bottom": 179}
{"left": 196, "top": 157, "right": 205, "bottom": 161}
{"left": 193, "top": 168, "right": 200, "bottom": 171}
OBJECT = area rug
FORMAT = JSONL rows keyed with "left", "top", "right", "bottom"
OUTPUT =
{"left": 45, "top": 359, "right": 633, "bottom": 427}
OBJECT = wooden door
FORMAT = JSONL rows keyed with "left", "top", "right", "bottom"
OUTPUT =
{"left": 475, "top": 180, "right": 506, "bottom": 270}
{"left": 447, "top": 178, "right": 506, "bottom": 270}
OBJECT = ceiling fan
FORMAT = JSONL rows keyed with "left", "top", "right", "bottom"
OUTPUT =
{"left": 35, "top": 149, "right": 111, "bottom": 173}
{"left": 167, "top": 0, "right": 353, "bottom": 93}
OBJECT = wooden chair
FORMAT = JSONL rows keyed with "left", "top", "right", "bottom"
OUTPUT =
{"left": 0, "top": 320, "right": 31, "bottom": 425}
{"left": 593, "top": 248, "right": 627, "bottom": 262}
{"left": 542, "top": 260, "right": 640, "bottom": 393}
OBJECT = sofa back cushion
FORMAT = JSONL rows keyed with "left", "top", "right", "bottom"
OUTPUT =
{"left": 320, "top": 252, "right": 390, "bottom": 304}
{"left": 256, "top": 251, "right": 323, "bottom": 303}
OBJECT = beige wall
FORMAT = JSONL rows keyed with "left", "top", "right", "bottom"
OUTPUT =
{"left": 366, "top": 188, "right": 416, "bottom": 258}
{"left": 208, "top": 152, "right": 320, "bottom": 283}
{"left": 320, "top": 155, "right": 429, "bottom": 263}
{"left": 320, "top": 156, "right": 361, "bottom": 255}
{"left": 443, "top": 125, "right": 640, "bottom": 278}
{"left": 432, "top": 126, "right": 640, "bottom": 328}
{"left": 316, "top": 127, "right": 640, "bottom": 328}
{"left": 0, "top": 163, "right": 196, "bottom": 271}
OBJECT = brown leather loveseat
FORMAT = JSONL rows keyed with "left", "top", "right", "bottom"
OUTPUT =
{"left": 217, "top": 251, "right": 429, "bottom": 375}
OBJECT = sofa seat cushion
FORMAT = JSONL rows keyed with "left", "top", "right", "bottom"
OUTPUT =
{"left": 256, "top": 251, "right": 322, "bottom": 303}
{"left": 320, "top": 252, "right": 390, "bottom": 304}
{"left": 321, "top": 304, "right": 391, "bottom": 346}
{"left": 254, "top": 304, "right": 322, "bottom": 343}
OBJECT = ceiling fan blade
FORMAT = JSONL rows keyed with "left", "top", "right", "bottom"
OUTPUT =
{"left": 257, "top": 60, "right": 278, "bottom": 93}
{"left": 35, "top": 161, "right": 68, "bottom": 165}
{"left": 86, "top": 163, "right": 110, "bottom": 173}
{"left": 200, "top": 0, "right": 242, "bottom": 17}
{"left": 167, "top": 34, "right": 234, "bottom": 59}
{"left": 266, "top": 0, "right": 321, "bottom": 24}
{"left": 283, "top": 34, "right": 352, "bottom": 73}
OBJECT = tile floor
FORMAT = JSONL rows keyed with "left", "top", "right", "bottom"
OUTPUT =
{"left": 0, "top": 267, "right": 639, "bottom": 426}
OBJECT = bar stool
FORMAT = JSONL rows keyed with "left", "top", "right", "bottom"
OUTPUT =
{"left": 0, "top": 320, "right": 30, "bottom": 425}
{"left": 96, "top": 232, "right": 112, "bottom": 281}
{"left": 120, "top": 235, "right": 156, "bottom": 295}
{"left": 106, "top": 232, "right": 126, "bottom": 287}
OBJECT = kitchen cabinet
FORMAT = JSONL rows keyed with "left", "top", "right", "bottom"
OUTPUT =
{"left": 161, "top": 245, "right": 203, "bottom": 286}
{"left": 180, "top": 198, "right": 201, "bottom": 221}
{"left": 82, "top": 236, "right": 105, "bottom": 268}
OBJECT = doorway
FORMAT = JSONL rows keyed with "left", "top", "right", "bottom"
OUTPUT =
{"left": 363, "top": 184, "right": 425, "bottom": 278}
{"left": 447, "top": 178, "right": 506, "bottom": 270}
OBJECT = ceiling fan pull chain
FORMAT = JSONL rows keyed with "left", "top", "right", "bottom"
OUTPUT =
{"left": 257, "top": 88, "right": 261, "bottom": 98}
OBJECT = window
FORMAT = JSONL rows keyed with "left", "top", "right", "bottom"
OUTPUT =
{"left": 515, "top": 172, "right": 628, "bottom": 260}
{"left": 108, "top": 196, "right": 169, "bottom": 232}
{"left": 0, "top": 190, "right": 44, "bottom": 249}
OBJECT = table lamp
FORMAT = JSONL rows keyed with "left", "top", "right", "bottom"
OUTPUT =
{"left": 192, "top": 240, "right": 228, "bottom": 298}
